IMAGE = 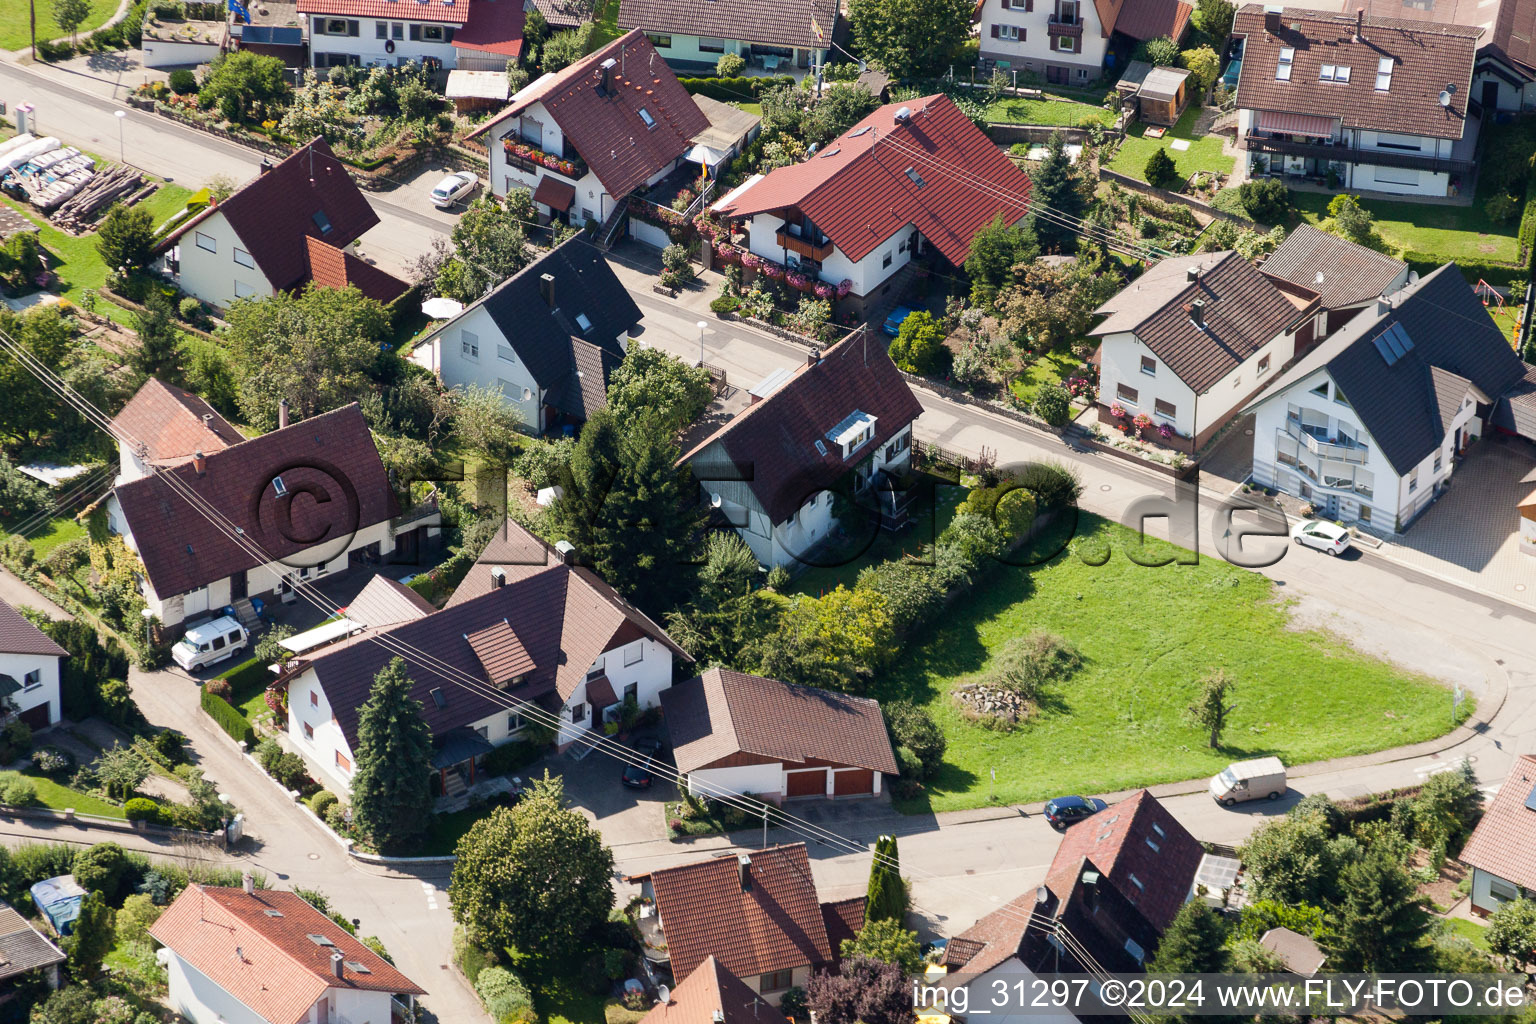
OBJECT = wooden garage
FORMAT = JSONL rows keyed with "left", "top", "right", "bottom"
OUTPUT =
{"left": 786, "top": 768, "right": 828, "bottom": 798}
{"left": 832, "top": 768, "right": 874, "bottom": 796}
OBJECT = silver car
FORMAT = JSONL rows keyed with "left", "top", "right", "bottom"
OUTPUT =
{"left": 1291, "top": 519, "right": 1351, "bottom": 556}
{"left": 430, "top": 171, "right": 479, "bottom": 208}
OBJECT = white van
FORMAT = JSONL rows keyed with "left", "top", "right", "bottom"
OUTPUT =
{"left": 1210, "top": 756, "right": 1287, "bottom": 806}
{"left": 172, "top": 616, "right": 249, "bottom": 672}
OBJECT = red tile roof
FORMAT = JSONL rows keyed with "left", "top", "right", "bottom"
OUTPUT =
{"left": 1042, "top": 790, "right": 1202, "bottom": 932}
{"left": 464, "top": 619, "right": 538, "bottom": 683}
{"left": 1459, "top": 754, "right": 1536, "bottom": 892}
{"left": 1099, "top": 0, "right": 1192, "bottom": 41}
{"left": 1260, "top": 223, "right": 1408, "bottom": 311}
{"left": 662, "top": 668, "right": 899, "bottom": 776}
{"left": 297, "top": 0, "right": 469, "bottom": 23}
{"left": 0, "top": 600, "right": 67, "bottom": 658}
{"left": 160, "top": 139, "right": 382, "bottom": 292}
{"left": 716, "top": 94, "right": 1031, "bottom": 266}
{"left": 470, "top": 30, "right": 709, "bottom": 199}
{"left": 148, "top": 886, "right": 423, "bottom": 1024}
{"left": 304, "top": 237, "right": 411, "bottom": 304}
{"left": 618, "top": 0, "right": 836, "bottom": 51}
{"left": 344, "top": 574, "right": 437, "bottom": 628}
{"left": 681, "top": 332, "right": 923, "bottom": 525}
{"left": 943, "top": 891, "right": 1039, "bottom": 976}
{"left": 638, "top": 844, "right": 833, "bottom": 981}
{"left": 640, "top": 957, "right": 786, "bottom": 1024}
{"left": 820, "top": 897, "right": 866, "bottom": 967}
{"left": 454, "top": 0, "right": 526, "bottom": 55}
{"left": 112, "top": 403, "right": 398, "bottom": 599}
{"left": 532, "top": 175, "right": 577, "bottom": 211}
{"left": 110, "top": 377, "right": 244, "bottom": 468}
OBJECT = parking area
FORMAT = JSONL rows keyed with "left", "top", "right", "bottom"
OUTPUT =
{"left": 537, "top": 738, "right": 674, "bottom": 847}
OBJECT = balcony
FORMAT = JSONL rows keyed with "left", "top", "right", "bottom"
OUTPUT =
{"left": 1242, "top": 135, "right": 1474, "bottom": 179}
{"left": 1047, "top": 15, "right": 1083, "bottom": 36}
{"left": 501, "top": 137, "right": 587, "bottom": 181}
{"left": 1285, "top": 416, "right": 1369, "bottom": 464}
{"left": 776, "top": 227, "right": 834, "bottom": 262}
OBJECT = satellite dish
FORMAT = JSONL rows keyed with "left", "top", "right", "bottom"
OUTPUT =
{"left": 710, "top": 492, "right": 723, "bottom": 508}
{"left": 1439, "top": 89, "right": 1452, "bottom": 108}
{"left": 1314, "top": 271, "right": 1325, "bottom": 285}
{"left": 1035, "top": 885, "right": 1050, "bottom": 903}
{"left": 658, "top": 986, "right": 671, "bottom": 1005}
{"left": 1407, "top": 270, "right": 1420, "bottom": 284}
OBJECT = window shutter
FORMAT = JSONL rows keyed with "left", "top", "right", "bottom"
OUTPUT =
{"left": 1025, "top": 0, "right": 1032, "bottom": 9}
{"left": 991, "top": 23, "right": 1000, "bottom": 37}
{"left": 1020, "top": 27, "right": 1026, "bottom": 39}
{"left": 1000, "top": 0, "right": 1009, "bottom": 9}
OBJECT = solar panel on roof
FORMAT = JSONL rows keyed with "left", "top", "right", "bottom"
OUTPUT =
{"left": 1373, "top": 335, "right": 1399, "bottom": 366}
{"left": 1525, "top": 782, "right": 1536, "bottom": 811}
{"left": 241, "top": 25, "right": 302, "bottom": 44}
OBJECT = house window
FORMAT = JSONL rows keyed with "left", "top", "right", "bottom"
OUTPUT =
{"left": 570, "top": 702, "right": 587, "bottom": 723}
{"left": 1375, "top": 132, "right": 1423, "bottom": 152}
{"left": 587, "top": 659, "right": 605, "bottom": 680}
{"left": 376, "top": 20, "right": 387, "bottom": 37}
{"left": 461, "top": 331, "right": 479, "bottom": 359}
{"left": 1116, "top": 383, "right": 1138, "bottom": 404}
{"left": 1145, "top": 837, "right": 1160, "bottom": 852}
{"left": 1433, "top": 453, "right": 1443, "bottom": 473}
{"left": 1276, "top": 46, "right": 1294, "bottom": 81}
{"left": 1358, "top": 505, "right": 1372, "bottom": 523}
{"left": 1490, "top": 878, "right": 1521, "bottom": 903}
{"left": 624, "top": 682, "right": 638, "bottom": 703}
{"left": 233, "top": 247, "right": 254, "bottom": 268}
{"left": 1140, "top": 356, "right": 1156, "bottom": 376}
{"left": 21, "top": 670, "right": 40, "bottom": 690}
{"left": 195, "top": 231, "right": 216, "bottom": 253}
{"left": 1077, "top": 68, "right": 1088, "bottom": 80}
{"left": 1334, "top": 388, "right": 1352, "bottom": 409}
{"left": 233, "top": 280, "right": 257, "bottom": 298}
{"left": 1375, "top": 56, "right": 1394, "bottom": 90}
{"left": 761, "top": 970, "right": 795, "bottom": 993}
{"left": 1154, "top": 399, "right": 1176, "bottom": 419}
{"left": 1258, "top": 354, "right": 1271, "bottom": 375}
{"left": 392, "top": 21, "right": 403, "bottom": 37}
{"left": 1129, "top": 873, "right": 1145, "bottom": 890}
{"left": 1409, "top": 470, "right": 1419, "bottom": 493}
{"left": 1125, "top": 938, "right": 1145, "bottom": 962}
{"left": 411, "top": 23, "right": 447, "bottom": 41}
{"left": 508, "top": 712, "right": 526, "bottom": 732}
{"left": 575, "top": 313, "right": 593, "bottom": 331}
{"left": 998, "top": 24, "right": 1020, "bottom": 40}
{"left": 623, "top": 641, "right": 644, "bottom": 667}
{"left": 1152, "top": 823, "right": 1165, "bottom": 838}
{"left": 698, "top": 36, "right": 726, "bottom": 53}
{"left": 313, "top": 210, "right": 333, "bottom": 234}
{"left": 303, "top": 721, "right": 314, "bottom": 740}
{"left": 645, "top": 33, "right": 671, "bottom": 47}
{"left": 1310, "top": 381, "right": 1329, "bottom": 398}
{"left": 638, "top": 107, "right": 656, "bottom": 128}
{"left": 1055, "top": 35, "right": 1073, "bottom": 50}
{"left": 497, "top": 343, "right": 516, "bottom": 362}
{"left": 1233, "top": 375, "right": 1242, "bottom": 388}
{"left": 310, "top": 690, "right": 319, "bottom": 707}
{"left": 335, "top": 750, "right": 352, "bottom": 772}
{"left": 475, "top": 726, "right": 489, "bottom": 740}
{"left": 882, "top": 251, "right": 893, "bottom": 268}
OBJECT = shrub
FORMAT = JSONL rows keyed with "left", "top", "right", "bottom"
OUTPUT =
{"left": 989, "top": 630, "right": 1082, "bottom": 702}
{"left": 324, "top": 801, "right": 348, "bottom": 831}
{"left": 1144, "top": 148, "right": 1179, "bottom": 189}
{"left": 709, "top": 292, "right": 740, "bottom": 314}
{"left": 512, "top": 437, "right": 575, "bottom": 491}
{"left": 1, "top": 776, "right": 36, "bottom": 807}
{"left": 309, "top": 790, "right": 338, "bottom": 817}
{"left": 168, "top": 68, "right": 198, "bottom": 93}
{"left": 200, "top": 687, "right": 255, "bottom": 746}
{"left": 1013, "top": 460, "right": 1082, "bottom": 511}
{"left": 30, "top": 748, "right": 73, "bottom": 777}
{"left": 476, "top": 965, "right": 537, "bottom": 1020}
{"left": 1236, "top": 178, "right": 1291, "bottom": 223}
{"left": 73, "top": 841, "right": 129, "bottom": 900}
{"left": 253, "top": 624, "right": 296, "bottom": 664}
{"left": 884, "top": 701, "right": 945, "bottom": 779}
{"left": 765, "top": 565, "right": 790, "bottom": 591}
{"left": 124, "top": 797, "right": 162, "bottom": 823}
{"left": 482, "top": 739, "right": 543, "bottom": 776}
{"left": 254, "top": 737, "right": 283, "bottom": 772}
{"left": 855, "top": 559, "right": 945, "bottom": 637}
{"left": 204, "top": 678, "right": 232, "bottom": 701}
{"left": 1032, "top": 384, "right": 1071, "bottom": 426}
{"left": 780, "top": 986, "right": 809, "bottom": 1021}
{"left": 1486, "top": 192, "right": 1519, "bottom": 224}
{"left": 269, "top": 752, "right": 310, "bottom": 791}
{"left": 151, "top": 730, "right": 187, "bottom": 765}
{"left": 715, "top": 52, "right": 746, "bottom": 78}
{"left": 889, "top": 310, "right": 945, "bottom": 374}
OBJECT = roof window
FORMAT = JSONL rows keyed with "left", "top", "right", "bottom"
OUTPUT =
{"left": 638, "top": 107, "right": 656, "bottom": 128}
{"left": 312, "top": 210, "right": 333, "bottom": 235}
{"left": 1319, "top": 64, "right": 1350, "bottom": 82}
{"left": 264, "top": 910, "right": 284, "bottom": 918}
{"left": 850, "top": 125, "right": 872, "bottom": 137}
{"left": 1375, "top": 56, "right": 1393, "bottom": 91}
{"left": 430, "top": 687, "right": 447, "bottom": 709}
{"left": 903, "top": 167, "right": 926, "bottom": 187}
{"left": 575, "top": 312, "right": 592, "bottom": 331}
{"left": 272, "top": 475, "right": 287, "bottom": 497}
{"left": 307, "top": 934, "right": 335, "bottom": 946}
{"left": 345, "top": 961, "right": 372, "bottom": 973}
{"left": 820, "top": 147, "right": 841, "bottom": 158}
{"left": 1276, "top": 47, "right": 1294, "bottom": 81}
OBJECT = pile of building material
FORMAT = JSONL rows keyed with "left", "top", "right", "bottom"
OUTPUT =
{"left": 50, "top": 165, "right": 150, "bottom": 228}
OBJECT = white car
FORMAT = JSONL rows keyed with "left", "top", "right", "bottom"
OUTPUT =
{"left": 172, "top": 616, "right": 249, "bottom": 672}
{"left": 430, "top": 171, "right": 479, "bottom": 208}
{"left": 1291, "top": 519, "right": 1351, "bottom": 556}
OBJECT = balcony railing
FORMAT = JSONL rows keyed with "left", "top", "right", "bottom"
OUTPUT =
{"left": 1242, "top": 135, "right": 1474, "bottom": 179}
{"left": 776, "top": 227, "right": 834, "bottom": 262}
{"left": 501, "top": 138, "right": 587, "bottom": 180}
{"left": 1047, "top": 15, "right": 1083, "bottom": 35}
{"left": 1285, "top": 417, "right": 1369, "bottom": 464}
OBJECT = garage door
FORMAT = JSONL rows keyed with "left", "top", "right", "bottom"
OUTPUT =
{"left": 833, "top": 768, "right": 874, "bottom": 796}
{"left": 18, "top": 703, "right": 50, "bottom": 729}
{"left": 786, "top": 769, "right": 827, "bottom": 798}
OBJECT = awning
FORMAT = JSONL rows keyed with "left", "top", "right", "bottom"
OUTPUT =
{"left": 531, "top": 176, "right": 575, "bottom": 211}
{"left": 585, "top": 675, "right": 618, "bottom": 708}
{"left": 432, "top": 726, "right": 496, "bottom": 769}
{"left": 1256, "top": 111, "right": 1336, "bottom": 138}
{"left": 685, "top": 143, "right": 728, "bottom": 168}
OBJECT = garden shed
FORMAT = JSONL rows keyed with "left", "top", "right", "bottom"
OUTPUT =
{"left": 1135, "top": 66, "right": 1191, "bottom": 126}
{"left": 29, "top": 877, "right": 84, "bottom": 937}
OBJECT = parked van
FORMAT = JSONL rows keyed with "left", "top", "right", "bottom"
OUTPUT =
{"left": 1210, "top": 756, "right": 1287, "bottom": 806}
{"left": 172, "top": 616, "right": 249, "bottom": 672}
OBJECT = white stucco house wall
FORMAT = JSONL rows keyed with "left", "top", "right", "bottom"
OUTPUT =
{"left": 1460, "top": 755, "right": 1536, "bottom": 915}
{"left": 0, "top": 601, "right": 65, "bottom": 729}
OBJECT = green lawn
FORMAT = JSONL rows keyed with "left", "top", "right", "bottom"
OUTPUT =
{"left": 0, "top": 0, "right": 118, "bottom": 50}
{"left": 26, "top": 516, "right": 86, "bottom": 558}
{"left": 985, "top": 94, "right": 1114, "bottom": 128}
{"left": 419, "top": 805, "right": 480, "bottom": 856}
{"left": 1441, "top": 916, "right": 1490, "bottom": 950}
{"left": 1290, "top": 191, "right": 1519, "bottom": 265}
{"left": 8, "top": 771, "right": 126, "bottom": 818}
{"left": 1010, "top": 349, "right": 1081, "bottom": 405}
{"left": 535, "top": 973, "right": 607, "bottom": 1024}
{"left": 1109, "top": 105, "right": 1234, "bottom": 183}
{"left": 879, "top": 514, "right": 1460, "bottom": 813}
{"left": 585, "top": 0, "right": 620, "bottom": 51}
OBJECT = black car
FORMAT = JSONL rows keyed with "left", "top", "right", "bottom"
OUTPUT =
{"left": 620, "top": 737, "right": 664, "bottom": 789}
{"left": 1042, "top": 795, "right": 1108, "bottom": 829}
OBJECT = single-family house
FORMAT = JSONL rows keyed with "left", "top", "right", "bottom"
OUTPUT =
{"left": 408, "top": 237, "right": 639, "bottom": 433}
{"left": 298, "top": 0, "right": 526, "bottom": 69}
{"left": 277, "top": 518, "right": 689, "bottom": 795}
{"left": 641, "top": 958, "right": 787, "bottom": 1024}
{"left": 0, "top": 902, "right": 64, "bottom": 991}
{"left": 1091, "top": 250, "right": 1319, "bottom": 451}
{"left": 469, "top": 31, "right": 711, "bottom": 229}
{"left": 976, "top": 0, "right": 1192, "bottom": 86}
{"left": 527, "top": 0, "right": 590, "bottom": 31}
{"left": 156, "top": 138, "right": 407, "bottom": 311}
{"left": 227, "top": 0, "right": 308, "bottom": 64}
{"left": 1244, "top": 264, "right": 1534, "bottom": 531}
{"left": 661, "top": 667, "right": 898, "bottom": 803}
{"left": 140, "top": 17, "right": 228, "bottom": 68}
{"left": 617, "top": 0, "right": 836, "bottom": 72}
{"left": 1232, "top": 5, "right": 1479, "bottom": 199}
{"left": 106, "top": 382, "right": 436, "bottom": 630}
{"left": 1457, "top": 754, "right": 1536, "bottom": 914}
{"left": 713, "top": 94, "right": 1032, "bottom": 316}
{"left": 0, "top": 600, "right": 66, "bottom": 729}
{"left": 630, "top": 844, "right": 836, "bottom": 1004}
{"left": 1258, "top": 223, "right": 1410, "bottom": 340}
{"left": 149, "top": 881, "right": 425, "bottom": 1024}
{"left": 681, "top": 334, "right": 923, "bottom": 571}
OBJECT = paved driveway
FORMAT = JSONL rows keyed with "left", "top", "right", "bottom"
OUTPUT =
{"left": 536, "top": 739, "right": 673, "bottom": 849}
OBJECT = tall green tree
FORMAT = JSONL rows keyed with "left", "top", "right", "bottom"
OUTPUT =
{"left": 50, "top": 0, "right": 90, "bottom": 43}
{"left": 1324, "top": 849, "right": 1433, "bottom": 971}
{"left": 665, "top": 532, "right": 771, "bottom": 666}
{"left": 964, "top": 213, "right": 1040, "bottom": 307}
{"left": 131, "top": 289, "right": 183, "bottom": 382}
{"left": 1028, "top": 132, "right": 1083, "bottom": 250}
{"left": 554, "top": 410, "right": 703, "bottom": 611}
{"left": 434, "top": 196, "right": 533, "bottom": 302}
{"left": 758, "top": 586, "right": 895, "bottom": 694}
{"left": 1240, "top": 811, "right": 1349, "bottom": 906}
{"left": 1150, "top": 901, "right": 1231, "bottom": 972}
{"left": 1185, "top": 669, "right": 1236, "bottom": 748}
{"left": 94, "top": 203, "right": 157, "bottom": 278}
{"left": 842, "top": 917, "right": 922, "bottom": 973}
{"left": 64, "top": 890, "right": 115, "bottom": 978}
{"left": 199, "top": 51, "right": 289, "bottom": 122}
{"left": 224, "top": 283, "right": 389, "bottom": 430}
{"left": 604, "top": 347, "right": 714, "bottom": 434}
{"left": 865, "top": 834, "right": 907, "bottom": 924}
{"left": 349, "top": 658, "right": 434, "bottom": 853}
{"left": 448, "top": 773, "right": 614, "bottom": 962}
{"left": 1191, "top": 0, "right": 1235, "bottom": 39}
{"left": 846, "top": 0, "right": 972, "bottom": 78}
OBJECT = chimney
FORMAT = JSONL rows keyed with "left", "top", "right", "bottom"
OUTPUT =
{"left": 737, "top": 854, "right": 752, "bottom": 892}
{"left": 1377, "top": 294, "right": 1392, "bottom": 315}
{"left": 1189, "top": 299, "right": 1205, "bottom": 327}
{"left": 1355, "top": 5, "right": 1365, "bottom": 39}
{"left": 1186, "top": 266, "right": 1200, "bottom": 284}
{"left": 807, "top": 347, "right": 821, "bottom": 367}
{"left": 241, "top": 872, "right": 255, "bottom": 896}
{"left": 539, "top": 273, "right": 556, "bottom": 309}
{"left": 599, "top": 57, "right": 617, "bottom": 95}
{"left": 192, "top": 450, "right": 206, "bottom": 475}
{"left": 491, "top": 566, "right": 506, "bottom": 588}
{"left": 278, "top": 397, "right": 290, "bottom": 430}
{"left": 259, "top": 157, "right": 274, "bottom": 174}
{"left": 331, "top": 952, "right": 344, "bottom": 980}
{"left": 1264, "top": 8, "right": 1280, "bottom": 33}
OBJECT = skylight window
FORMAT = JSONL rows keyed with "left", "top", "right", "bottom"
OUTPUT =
{"left": 1375, "top": 56, "right": 1393, "bottom": 91}
{"left": 904, "top": 167, "right": 926, "bottom": 187}
{"left": 1320, "top": 64, "right": 1334, "bottom": 80}
{"left": 1334, "top": 65, "right": 1350, "bottom": 82}
{"left": 312, "top": 210, "right": 333, "bottom": 234}
{"left": 430, "top": 687, "right": 446, "bottom": 709}
{"left": 638, "top": 107, "right": 655, "bottom": 128}
{"left": 345, "top": 961, "right": 372, "bottom": 973}
{"left": 272, "top": 475, "right": 287, "bottom": 497}
{"left": 307, "top": 935, "right": 335, "bottom": 947}
{"left": 850, "top": 125, "right": 872, "bottom": 137}
{"left": 1276, "top": 46, "right": 1294, "bottom": 81}
{"left": 1319, "top": 64, "right": 1351, "bottom": 82}
{"left": 575, "top": 313, "right": 592, "bottom": 331}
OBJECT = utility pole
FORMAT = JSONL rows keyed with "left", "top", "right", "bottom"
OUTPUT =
{"left": 29, "top": 0, "right": 36, "bottom": 61}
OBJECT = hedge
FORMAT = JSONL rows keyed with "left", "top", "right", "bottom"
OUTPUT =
{"left": 676, "top": 74, "right": 795, "bottom": 103}
{"left": 217, "top": 656, "right": 272, "bottom": 697}
{"left": 200, "top": 687, "right": 256, "bottom": 747}
{"left": 124, "top": 797, "right": 163, "bottom": 823}
{"left": 1400, "top": 251, "right": 1525, "bottom": 288}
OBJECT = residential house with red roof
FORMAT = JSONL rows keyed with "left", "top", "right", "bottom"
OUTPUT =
{"left": 629, "top": 844, "right": 845, "bottom": 1005}
{"left": 0, "top": 599, "right": 66, "bottom": 729}
{"left": 1090, "top": 250, "right": 1319, "bottom": 451}
{"left": 640, "top": 957, "right": 787, "bottom": 1024}
{"left": 149, "top": 881, "right": 425, "bottom": 1024}
{"left": 156, "top": 138, "right": 407, "bottom": 311}
{"left": 976, "top": 0, "right": 1190, "bottom": 86}
{"left": 712, "top": 94, "right": 1031, "bottom": 315}
{"left": 1448, "top": 754, "right": 1536, "bottom": 913}
{"left": 680, "top": 333, "right": 922, "bottom": 571}
{"left": 300, "top": 0, "right": 526, "bottom": 70}
{"left": 104, "top": 380, "right": 438, "bottom": 630}
{"left": 275, "top": 517, "right": 689, "bottom": 795}
{"left": 1232, "top": 5, "right": 1479, "bottom": 199}
{"left": 617, "top": 0, "right": 836, "bottom": 73}
{"left": 469, "top": 30, "right": 712, "bottom": 229}
{"left": 661, "top": 667, "right": 898, "bottom": 802}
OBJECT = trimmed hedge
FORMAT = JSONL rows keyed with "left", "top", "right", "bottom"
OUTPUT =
{"left": 200, "top": 687, "right": 256, "bottom": 747}
{"left": 676, "top": 74, "right": 795, "bottom": 102}
{"left": 125, "top": 797, "right": 163, "bottom": 823}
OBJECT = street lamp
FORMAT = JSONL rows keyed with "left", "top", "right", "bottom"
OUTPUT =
{"left": 140, "top": 607, "right": 153, "bottom": 649}
{"left": 696, "top": 320, "right": 708, "bottom": 368}
{"left": 114, "top": 109, "right": 126, "bottom": 166}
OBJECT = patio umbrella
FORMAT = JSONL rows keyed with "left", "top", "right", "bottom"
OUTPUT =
{"left": 421, "top": 296, "right": 465, "bottom": 319}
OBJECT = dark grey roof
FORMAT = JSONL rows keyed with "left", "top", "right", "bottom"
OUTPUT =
{"left": 1247, "top": 264, "right": 1527, "bottom": 475}
{"left": 0, "top": 601, "right": 67, "bottom": 658}
{"left": 555, "top": 337, "right": 623, "bottom": 422}
{"left": 1492, "top": 363, "right": 1536, "bottom": 437}
{"left": 0, "top": 904, "right": 64, "bottom": 979}
{"left": 1260, "top": 225, "right": 1408, "bottom": 310}
{"left": 432, "top": 725, "right": 496, "bottom": 768}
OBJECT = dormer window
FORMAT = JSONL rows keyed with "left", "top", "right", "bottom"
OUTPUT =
{"left": 827, "top": 410, "right": 878, "bottom": 459}
{"left": 1276, "top": 47, "right": 1294, "bottom": 81}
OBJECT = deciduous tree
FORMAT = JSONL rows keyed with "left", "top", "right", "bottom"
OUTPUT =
{"left": 806, "top": 955, "right": 914, "bottom": 1024}
{"left": 1191, "top": 0, "right": 1235, "bottom": 39}
{"left": 758, "top": 586, "right": 895, "bottom": 694}
{"left": 604, "top": 347, "right": 714, "bottom": 433}
{"left": 1488, "top": 897, "right": 1536, "bottom": 971}
{"left": 50, "top": 0, "right": 90, "bottom": 43}
{"left": 451, "top": 383, "right": 525, "bottom": 464}
{"left": 842, "top": 917, "right": 922, "bottom": 973}
{"left": 199, "top": 51, "right": 289, "bottom": 123}
{"left": 350, "top": 658, "right": 434, "bottom": 853}
{"left": 1185, "top": 668, "right": 1236, "bottom": 748}
{"left": 434, "top": 196, "right": 532, "bottom": 302}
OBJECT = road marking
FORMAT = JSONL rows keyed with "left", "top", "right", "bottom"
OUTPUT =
{"left": 422, "top": 882, "right": 439, "bottom": 911}
{"left": 1415, "top": 756, "right": 1476, "bottom": 778}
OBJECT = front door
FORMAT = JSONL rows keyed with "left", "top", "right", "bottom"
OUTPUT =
{"left": 1047, "top": 65, "right": 1068, "bottom": 85}
{"left": 1482, "top": 79, "right": 1500, "bottom": 113}
{"left": 230, "top": 570, "right": 247, "bottom": 601}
